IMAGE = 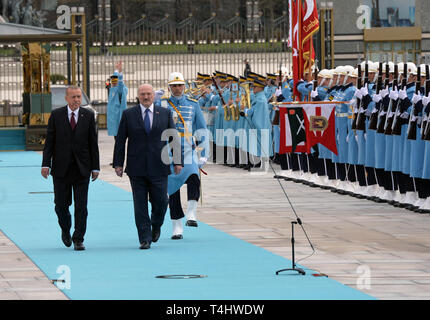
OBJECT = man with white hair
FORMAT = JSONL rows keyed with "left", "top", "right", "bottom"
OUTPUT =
{"left": 158, "top": 72, "right": 209, "bottom": 240}
{"left": 113, "top": 84, "right": 182, "bottom": 249}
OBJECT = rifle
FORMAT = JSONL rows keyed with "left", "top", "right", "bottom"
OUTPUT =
{"left": 355, "top": 61, "right": 369, "bottom": 130}
{"left": 407, "top": 64, "right": 421, "bottom": 140}
{"left": 272, "top": 61, "right": 282, "bottom": 125}
{"left": 391, "top": 63, "right": 409, "bottom": 135}
{"left": 421, "top": 63, "right": 430, "bottom": 140}
{"left": 312, "top": 62, "right": 319, "bottom": 94}
{"left": 384, "top": 63, "right": 399, "bottom": 135}
{"left": 351, "top": 62, "right": 362, "bottom": 130}
{"left": 377, "top": 61, "right": 392, "bottom": 133}
{"left": 424, "top": 69, "right": 430, "bottom": 141}
{"left": 211, "top": 76, "right": 229, "bottom": 119}
{"left": 369, "top": 62, "right": 383, "bottom": 130}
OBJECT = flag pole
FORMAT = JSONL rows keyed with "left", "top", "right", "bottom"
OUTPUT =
{"left": 298, "top": 0, "right": 302, "bottom": 102}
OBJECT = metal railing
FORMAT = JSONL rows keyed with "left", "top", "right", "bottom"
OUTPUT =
{"left": 0, "top": 14, "right": 291, "bottom": 107}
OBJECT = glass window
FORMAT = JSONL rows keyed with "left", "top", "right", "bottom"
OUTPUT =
{"left": 362, "top": 0, "right": 415, "bottom": 28}
{"left": 365, "top": 40, "right": 420, "bottom": 64}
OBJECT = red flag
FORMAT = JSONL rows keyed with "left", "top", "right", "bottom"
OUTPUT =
{"left": 302, "top": 104, "right": 338, "bottom": 155}
{"left": 289, "top": 0, "right": 302, "bottom": 100}
{"left": 301, "top": 0, "right": 319, "bottom": 74}
{"left": 279, "top": 106, "right": 308, "bottom": 154}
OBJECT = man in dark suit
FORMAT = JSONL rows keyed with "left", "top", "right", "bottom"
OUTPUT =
{"left": 41, "top": 85, "right": 100, "bottom": 251}
{"left": 113, "top": 84, "right": 182, "bottom": 249}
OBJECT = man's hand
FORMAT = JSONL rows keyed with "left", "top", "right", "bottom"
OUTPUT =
{"left": 115, "top": 61, "right": 123, "bottom": 73}
{"left": 208, "top": 106, "right": 217, "bottom": 111}
{"left": 41, "top": 167, "right": 50, "bottom": 179}
{"left": 115, "top": 166, "right": 123, "bottom": 177}
{"left": 91, "top": 171, "right": 99, "bottom": 181}
{"left": 174, "top": 165, "right": 182, "bottom": 175}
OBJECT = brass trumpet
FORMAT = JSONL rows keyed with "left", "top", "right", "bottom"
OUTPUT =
{"left": 239, "top": 82, "right": 251, "bottom": 112}
{"left": 223, "top": 103, "right": 232, "bottom": 121}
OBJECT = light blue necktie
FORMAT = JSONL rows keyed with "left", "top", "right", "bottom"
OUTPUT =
{"left": 143, "top": 108, "right": 151, "bottom": 134}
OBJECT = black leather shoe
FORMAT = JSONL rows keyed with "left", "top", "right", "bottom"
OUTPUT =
{"left": 415, "top": 208, "right": 430, "bottom": 214}
{"left": 73, "top": 241, "right": 85, "bottom": 251}
{"left": 152, "top": 228, "right": 161, "bottom": 243}
{"left": 171, "top": 234, "right": 183, "bottom": 240}
{"left": 185, "top": 220, "right": 198, "bottom": 227}
{"left": 61, "top": 231, "right": 72, "bottom": 247}
{"left": 139, "top": 241, "right": 151, "bottom": 249}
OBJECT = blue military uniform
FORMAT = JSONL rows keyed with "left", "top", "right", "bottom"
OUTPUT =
{"left": 107, "top": 71, "right": 128, "bottom": 137}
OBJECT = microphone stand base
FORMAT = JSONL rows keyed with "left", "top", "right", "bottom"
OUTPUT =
{"left": 276, "top": 268, "right": 306, "bottom": 276}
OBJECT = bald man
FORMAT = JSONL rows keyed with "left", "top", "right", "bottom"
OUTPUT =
{"left": 113, "top": 84, "right": 182, "bottom": 249}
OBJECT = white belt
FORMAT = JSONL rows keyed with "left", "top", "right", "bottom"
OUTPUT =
{"left": 336, "top": 113, "right": 349, "bottom": 117}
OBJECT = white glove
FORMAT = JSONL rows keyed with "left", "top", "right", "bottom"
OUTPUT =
{"left": 275, "top": 88, "right": 283, "bottom": 97}
{"left": 355, "top": 89, "right": 363, "bottom": 99}
{"left": 398, "top": 89, "right": 407, "bottom": 100}
{"left": 360, "top": 84, "right": 369, "bottom": 97}
{"left": 400, "top": 111, "right": 409, "bottom": 119}
{"left": 365, "top": 108, "right": 372, "bottom": 117}
{"left": 380, "top": 87, "right": 389, "bottom": 98}
{"left": 198, "top": 157, "right": 207, "bottom": 168}
{"left": 412, "top": 93, "right": 423, "bottom": 105}
{"left": 311, "top": 89, "right": 318, "bottom": 98}
{"left": 389, "top": 89, "right": 399, "bottom": 100}
{"left": 372, "top": 94, "right": 382, "bottom": 103}
{"left": 423, "top": 95, "right": 430, "bottom": 106}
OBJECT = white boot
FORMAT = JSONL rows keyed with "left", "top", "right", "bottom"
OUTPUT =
{"left": 343, "top": 181, "right": 356, "bottom": 194}
{"left": 404, "top": 192, "right": 419, "bottom": 205}
{"left": 171, "top": 218, "right": 183, "bottom": 240}
{"left": 336, "top": 180, "right": 350, "bottom": 194}
{"left": 313, "top": 175, "right": 326, "bottom": 186}
{"left": 363, "top": 184, "right": 378, "bottom": 197}
{"left": 276, "top": 170, "right": 291, "bottom": 179}
{"left": 355, "top": 185, "right": 368, "bottom": 196}
{"left": 185, "top": 200, "right": 198, "bottom": 227}
{"left": 419, "top": 197, "right": 430, "bottom": 210}
{"left": 381, "top": 190, "right": 397, "bottom": 201}
{"left": 394, "top": 192, "right": 405, "bottom": 204}
{"left": 414, "top": 197, "right": 426, "bottom": 208}
{"left": 375, "top": 186, "right": 386, "bottom": 198}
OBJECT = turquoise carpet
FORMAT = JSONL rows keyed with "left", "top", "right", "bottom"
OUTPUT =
{"left": 0, "top": 151, "right": 374, "bottom": 300}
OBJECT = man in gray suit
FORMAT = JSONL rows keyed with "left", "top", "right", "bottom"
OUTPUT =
{"left": 113, "top": 84, "right": 182, "bottom": 249}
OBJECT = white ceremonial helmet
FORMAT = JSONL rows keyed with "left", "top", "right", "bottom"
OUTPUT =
{"left": 168, "top": 72, "right": 186, "bottom": 85}
{"left": 333, "top": 65, "right": 344, "bottom": 75}
{"left": 350, "top": 68, "right": 359, "bottom": 78}
{"left": 382, "top": 62, "right": 395, "bottom": 74}
{"left": 342, "top": 65, "right": 355, "bottom": 77}
{"left": 368, "top": 62, "right": 379, "bottom": 73}
{"left": 318, "top": 69, "right": 331, "bottom": 79}
{"left": 407, "top": 62, "right": 417, "bottom": 76}
{"left": 397, "top": 62, "right": 405, "bottom": 74}
{"left": 360, "top": 60, "right": 373, "bottom": 70}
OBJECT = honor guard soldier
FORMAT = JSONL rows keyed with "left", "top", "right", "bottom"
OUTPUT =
{"left": 158, "top": 72, "right": 209, "bottom": 240}
{"left": 107, "top": 62, "right": 128, "bottom": 140}
{"left": 240, "top": 73, "right": 273, "bottom": 169}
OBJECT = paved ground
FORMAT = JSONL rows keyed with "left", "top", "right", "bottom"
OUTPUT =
{"left": 1, "top": 129, "right": 430, "bottom": 300}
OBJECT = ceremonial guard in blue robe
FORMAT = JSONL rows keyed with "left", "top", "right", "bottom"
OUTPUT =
{"left": 240, "top": 74, "right": 273, "bottom": 169}
{"left": 158, "top": 72, "right": 209, "bottom": 239}
{"left": 107, "top": 62, "right": 128, "bottom": 138}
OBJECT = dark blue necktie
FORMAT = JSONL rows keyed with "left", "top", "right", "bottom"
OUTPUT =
{"left": 143, "top": 108, "right": 151, "bottom": 134}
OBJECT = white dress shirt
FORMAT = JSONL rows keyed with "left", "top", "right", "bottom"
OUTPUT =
{"left": 67, "top": 106, "right": 80, "bottom": 124}
{"left": 140, "top": 103, "right": 154, "bottom": 129}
